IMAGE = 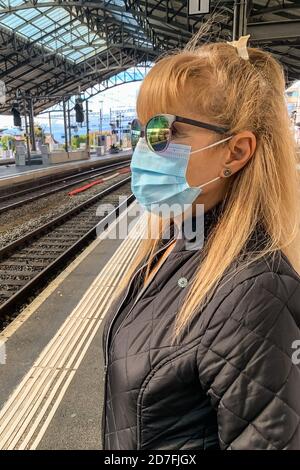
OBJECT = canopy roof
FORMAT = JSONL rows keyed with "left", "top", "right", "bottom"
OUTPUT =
{"left": 0, "top": 1, "right": 299, "bottom": 114}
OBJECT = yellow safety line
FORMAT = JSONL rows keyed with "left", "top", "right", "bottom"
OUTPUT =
{"left": 0, "top": 202, "right": 148, "bottom": 449}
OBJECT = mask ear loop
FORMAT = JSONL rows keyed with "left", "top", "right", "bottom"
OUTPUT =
{"left": 190, "top": 135, "right": 232, "bottom": 155}
{"left": 194, "top": 175, "right": 222, "bottom": 189}
{"left": 189, "top": 135, "right": 233, "bottom": 189}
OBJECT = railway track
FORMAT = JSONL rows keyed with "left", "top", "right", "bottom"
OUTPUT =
{"left": 0, "top": 154, "right": 132, "bottom": 198}
{"left": 0, "top": 160, "right": 131, "bottom": 214}
{"left": 0, "top": 176, "right": 134, "bottom": 321}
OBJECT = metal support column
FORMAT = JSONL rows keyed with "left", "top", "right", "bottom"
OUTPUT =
{"left": 86, "top": 100, "right": 90, "bottom": 152}
{"left": 62, "top": 97, "right": 68, "bottom": 153}
{"left": 23, "top": 98, "right": 31, "bottom": 165}
{"left": 67, "top": 99, "right": 72, "bottom": 149}
{"left": 28, "top": 96, "right": 36, "bottom": 152}
{"left": 48, "top": 111, "right": 52, "bottom": 139}
{"left": 232, "top": 0, "right": 248, "bottom": 40}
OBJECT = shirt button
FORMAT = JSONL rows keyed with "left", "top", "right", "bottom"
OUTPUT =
{"left": 178, "top": 277, "right": 188, "bottom": 288}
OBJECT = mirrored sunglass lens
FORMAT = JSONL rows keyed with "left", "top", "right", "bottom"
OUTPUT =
{"left": 130, "top": 119, "right": 142, "bottom": 148}
{"left": 146, "top": 115, "right": 170, "bottom": 152}
{"left": 131, "top": 130, "right": 141, "bottom": 148}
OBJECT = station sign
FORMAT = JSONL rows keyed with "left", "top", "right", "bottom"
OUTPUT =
{"left": 188, "top": 0, "right": 210, "bottom": 15}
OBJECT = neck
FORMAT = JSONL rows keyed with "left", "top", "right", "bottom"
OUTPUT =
{"left": 192, "top": 183, "right": 228, "bottom": 215}
{"left": 190, "top": 198, "right": 224, "bottom": 217}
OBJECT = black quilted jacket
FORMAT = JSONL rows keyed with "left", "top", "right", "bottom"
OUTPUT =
{"left": 101, "top": 202, "right": 300, "bottom": 450}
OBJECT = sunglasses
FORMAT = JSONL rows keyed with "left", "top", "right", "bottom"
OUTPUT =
{"left": 130, "top": 113, "right": 231, "bottom": 153}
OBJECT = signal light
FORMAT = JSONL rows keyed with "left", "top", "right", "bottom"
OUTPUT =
{"left": 74, "top": 99, "right": 84, "bottom": 123}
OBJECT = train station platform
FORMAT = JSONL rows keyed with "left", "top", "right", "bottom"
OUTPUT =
{"left": 0, "top": 199, "right": 145, "bottom": 449}
{"left": 0, "top": 158, "right": 15, "bottom": 166}
{"left": 0, "top": 150, "right": 132, "bottom": 189}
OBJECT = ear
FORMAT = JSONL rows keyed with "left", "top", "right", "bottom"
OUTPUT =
{"left": 224, "top": 131, "right": 256, "bottom": 174}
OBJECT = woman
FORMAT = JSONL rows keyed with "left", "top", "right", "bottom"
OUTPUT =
{"left": 101, "top": 31, "right": 300, "bottom": 450}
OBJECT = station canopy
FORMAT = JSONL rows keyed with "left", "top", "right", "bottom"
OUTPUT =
{"left": 0, "top": 0, "right": 299, "bottom": 114}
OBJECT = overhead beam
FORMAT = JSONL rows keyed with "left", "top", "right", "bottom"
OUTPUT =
{"left": 248, "top": 20, "right": 300, "bottom": 41}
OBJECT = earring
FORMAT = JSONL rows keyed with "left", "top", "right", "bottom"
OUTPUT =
{"left": 223, "top": 168, "right": 232, "bottom": 177}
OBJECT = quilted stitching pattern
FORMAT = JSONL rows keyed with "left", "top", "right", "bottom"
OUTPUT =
{"left": 196, "top": 273, "right": 300, "bottom": 450}
{"left": 101, "top": 207, "right": 300, "bottom": 450}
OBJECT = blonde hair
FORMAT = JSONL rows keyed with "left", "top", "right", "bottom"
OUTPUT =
{"left": 117, "top": 21, "right": 300, "bottom": 345}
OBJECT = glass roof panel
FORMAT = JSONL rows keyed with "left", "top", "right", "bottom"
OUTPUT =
{"left": 1, "top": 15, "right": 24, "bottom": 28}
{"left": 18, "top": 23, "right": 39, "bottom": 35}
{"left": 18, "top": 8, "right": 42, "bottom": 20}
{"left": 0, "top": 1, "right": 108, "bottom": 63}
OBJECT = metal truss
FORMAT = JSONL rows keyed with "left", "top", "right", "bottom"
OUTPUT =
{"left": 80, "top": 65, "right": 151, "bottom": 102}
{"left": 0, "top": 0, "right": 299, "bottom": 115}
{"left": 0, "top": 0, "right": 161, "bottom": 114}
{"left": 39, "top": 65, "right": 149, "bottom": 116}
{"left": 123, "top": 1, "right": 300, "bottom": 82}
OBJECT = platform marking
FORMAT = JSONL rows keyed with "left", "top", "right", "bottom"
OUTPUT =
{"left": 0, "top": 202, "right": 149, "bottom": 449}
{"left": 0, "top": 154, "right": 131, "bottom": 180}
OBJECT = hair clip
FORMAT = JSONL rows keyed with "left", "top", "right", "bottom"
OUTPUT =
{"left": 226, "top": 34, "right": 271, "bottom": 87}
{"left": 226, "top": 34, "right": 251, "bottom": 60}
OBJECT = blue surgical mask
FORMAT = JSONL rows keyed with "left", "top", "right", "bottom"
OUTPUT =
{"left": 130, "top": 135, "right": 232, "bottom": 217}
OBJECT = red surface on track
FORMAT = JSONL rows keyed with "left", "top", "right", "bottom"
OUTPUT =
{"left": 68, "top": 167, "right": 131, "bottom": 196}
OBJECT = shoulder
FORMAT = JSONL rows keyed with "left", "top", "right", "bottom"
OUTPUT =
{"left": 196, "top": 250, "right": 300, "bottom": 449}
{"left": 213, "top": 249, "right": 300, "bottom": 319}
{"left": 197, "top": 249, "right": 300, "bottom": 371}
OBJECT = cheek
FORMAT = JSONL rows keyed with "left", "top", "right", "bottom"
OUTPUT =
{"left": 186, "top": 152, "right": 215, "bottom": 186}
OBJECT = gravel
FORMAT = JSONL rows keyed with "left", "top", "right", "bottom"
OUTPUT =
{"left": 0, "top": 172, "right": 131, "bottom": 248}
